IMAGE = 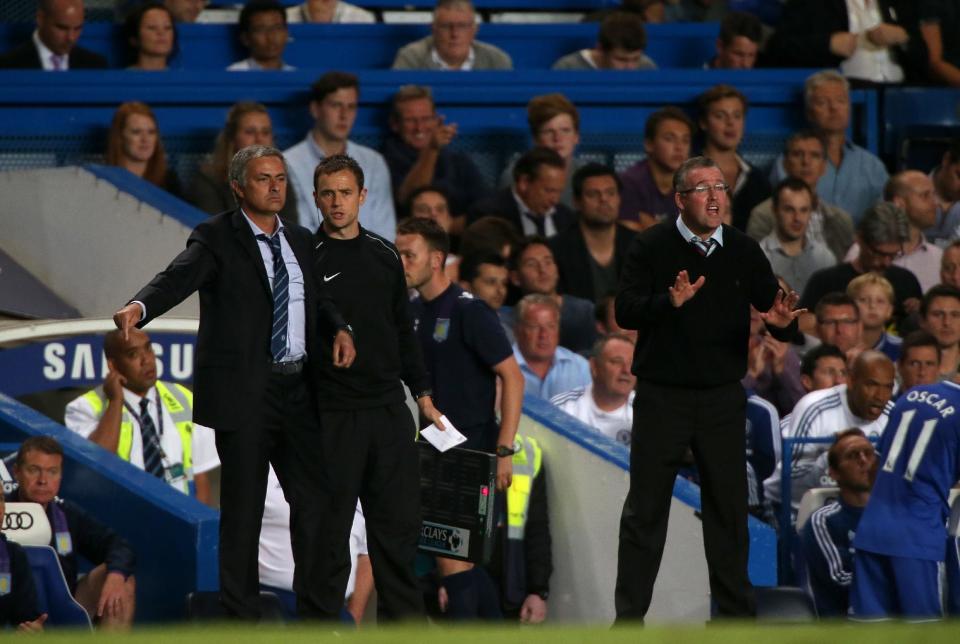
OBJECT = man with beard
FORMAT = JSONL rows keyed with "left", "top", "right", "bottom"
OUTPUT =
{"left": 549, "top": 164, "right": 636, "bottom": 304}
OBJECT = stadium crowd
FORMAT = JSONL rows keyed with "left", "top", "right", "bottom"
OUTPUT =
{"left": 2, "top": 0, "right": 960, "bottom": 629}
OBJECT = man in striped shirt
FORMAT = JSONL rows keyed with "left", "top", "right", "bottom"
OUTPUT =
{"left": 799, "top": 428, "right": 877, "bottom": 617}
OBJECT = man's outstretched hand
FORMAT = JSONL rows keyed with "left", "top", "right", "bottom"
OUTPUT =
{"left": 760, "top": 289, "right": 806, "bottom": 328}
{"left": 113, "top": 304, "right": 142, "bottom": 340}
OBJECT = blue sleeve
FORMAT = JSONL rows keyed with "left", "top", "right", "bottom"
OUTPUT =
{"left": 799, "top": 516, "right": 846, "bottom": 617}
{"left": 461, "top": 300, "right": 513, "bottom": 367}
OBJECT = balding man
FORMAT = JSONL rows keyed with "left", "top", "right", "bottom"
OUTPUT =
{"left": 391, "top": 0, "right": 512, "bottom": 70}
{"left": 763, "top": 350, "right": 894, "bottom": 520}
{"left": 0, "top": 0, "right": 107, "bottom": 69}
{"left": 64, "top": 329, "right": 218, "bottom": 504}
{"left": 844, "top": 171, "right": 942, "bottom": 292}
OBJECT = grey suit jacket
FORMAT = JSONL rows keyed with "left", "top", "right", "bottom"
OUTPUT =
{"left": 391, "top": 35, "right": 512, "bottom": 70}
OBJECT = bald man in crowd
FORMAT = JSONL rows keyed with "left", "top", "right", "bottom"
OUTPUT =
{"left": 0, "top": 0, "right": 107, "bottom": 69}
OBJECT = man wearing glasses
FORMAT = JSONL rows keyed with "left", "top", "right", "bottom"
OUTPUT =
{"left": 800, "top": 202, "right": 923, "bottom": 332}
{"left": 614, "top": 156, "right": 802, "bottom": 621}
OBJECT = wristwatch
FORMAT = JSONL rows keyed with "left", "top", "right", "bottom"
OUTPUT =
{"left": 336, "top": 324, "right": 354, "bottom": 340}
{"left": 495, "top": 444, "right": 516, "bottom": 457}
{"left": 534, "top": 590, "right": 549, "bottom": 601}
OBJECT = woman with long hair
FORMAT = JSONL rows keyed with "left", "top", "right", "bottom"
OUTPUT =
{"left": 105, "top": 101, "right": 181, "bottom": 196}
{"left": 186, "top": 101, "right": 297, "bottom": 222}
{"left": 124, "top": 2, "right": 177, "bottom": 70}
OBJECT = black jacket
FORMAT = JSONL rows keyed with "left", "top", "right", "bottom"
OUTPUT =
{"left": 549, "top": 222, "right": 636, "bottom": 302}
{"left": 0, "top": 535, "right": 41, "bottom": 626}
{"left": 467, "top": 188, "right": 575, "bottom": 237}
{"left": 0, "top": 41, "right": 108, "bottom": 69}
{"left": 764, "top": 0, "right": 927, "bottom": 83}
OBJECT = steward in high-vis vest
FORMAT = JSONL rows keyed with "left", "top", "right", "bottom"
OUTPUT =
{"left": 63, "top": 329, "right": 219, "bottom": 504}
{"left": 485, "top": 434, "right": 552, "bottom": 621}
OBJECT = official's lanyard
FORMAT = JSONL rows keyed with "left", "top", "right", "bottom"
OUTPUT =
{"left": 123, "top": 388, "right": 166, "bottom": 463}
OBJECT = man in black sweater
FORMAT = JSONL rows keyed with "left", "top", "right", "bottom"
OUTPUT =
{"left": 311, "top": 154, "right": 443, "bottom": 621}
{"left": 614, "top": 156, "right": 802, "bottom": 621}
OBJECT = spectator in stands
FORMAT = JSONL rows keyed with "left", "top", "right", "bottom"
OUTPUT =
{"left": 259, "top": 467, "right": 373, "bottom": 621}
{"left": 123, "top": 2, "right": 176, "bottom": 71}
{"left": 920, "top": 284, "right": 960, "bottom": 380}
{"left": 64, "top": 328, "right": 219, "bottom": 504}
{"left": 285, "top": 72, "right": 396, "bottom": 239}
{"left": 469, "top": 147, "right": 575, "bottom": 238}
{"left": 765, "top": 0, "right": 926, "bottom": 85}
{"left": 504, "top": 237, "right": 597, "bottom": 355}
{"left": 105, "top": 101, "right": 182, "bottom": 197}
{"left": 941, "top": 240, "right": 960, "bottom": 288}
{"left": 286, "top": 0, "right": 375, "bottom": 23}
{"left": 799, "top": 343, "right": 848, "bottom": 394}
{"left": 759, "top": 178, "right": 835, "bottom": 295}
{"left": 459, "top": 252, "right": 509, "bottom": 312}
{"left": 663, "top": 0, "right": 726, "bottom": 22}
{"left": 618, "top": 107, "right": 693, "bottom": 231}
{"left": 813, "top": 292, "right": 864, "bottom": 361}
{"left": 9, "top": 436, "right": 136, "bottom": 629}
{"left": 187, "top": 101, "right": 298, "bottom": 222}
{"left": 460, "top": 215, "right": 522, "bottom": 265}
{"left": 743, "top": 305, "right": 805, "bottom": 417}
{"left": 227, "top": 1, "right": 294, "bottom": 71}
{"left": 549, "top": 164, "right": 635, "bottom": 304}
{"left": 748, "top": 130, "right": 855, "bottom": 263}
{"left": 800, "top": 202, "right": 922, "bottom": 332}
{"left": 763, "top": 351, "right": 893, "bottom": 518}
{"left": 696, "top": 85, "right": 770, "bottom": 231}
{"left": 0, "top": 0, "right": 107, "bottom": 70}
{"left": 0, "top": 495, "right": 45, "bottom": 631}
{"left": 499, "top": 94, "right": 584, "bottom": 209}
{"left": 920, "top": 2, "right": 960, "bottom": 86}
{"left": 847, "top": 274, "right": 900, "bottom": 362}
{"left": 706, "top": 11, "right": 762, "bottom": 70}
{"left": 551, "top": 333, "right": 636, "bottom": 447}
{"left": 799, "top": 428, "right": 877, "bottom": 617}
{"left": 164, "top": 0, "right": 206, "bottom": 23}
{"left": 512, "top": 294, "right": 590, "bottom": 400}
{"left": 926, "top": 140, "right": 960, "bottom": 246}
{"left": 382, "top": 85, "right": 487, "bottom": 219}
{"left": 769, "top": 71, "right": 889, "bottom": 224}
{"left": 409, "top": 186, "right": 460, "bottom": 279}
{"left": 552, "top": 12, "right": 656, "bottom": 71}
{"left": 845, "top": 171, "right": 942, "bottom": 292}
{"left": 391, "top": 0, "right": 512, "bottom": 70}
{"left": 897, "top": 330, "right": 941, "bottom": 393}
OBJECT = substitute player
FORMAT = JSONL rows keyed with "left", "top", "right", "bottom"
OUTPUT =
{"left": 851, "top": 380, "right": 960, "bottom": 619}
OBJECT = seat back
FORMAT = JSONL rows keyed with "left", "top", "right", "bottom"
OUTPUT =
{"left": 23, "top": 545, "right": 92, "bottom": 629}
{"left": 795, "top": 487, "right": 839, "bottom": 532}
{"left": 2, "top": 502, "right": 52, "bottom": 546}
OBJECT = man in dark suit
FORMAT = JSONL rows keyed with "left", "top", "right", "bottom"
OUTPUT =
{"left": 113, "top": 145, "right": 355, "bottom": 620}
{"left": 468, "top": 147, "right": 575, "bottom": 238}
{"left": 0, "top": 0, "right": 108, "bottom": 70}
{"left": 549, "top": 163, "right": 635, "bottom": 304}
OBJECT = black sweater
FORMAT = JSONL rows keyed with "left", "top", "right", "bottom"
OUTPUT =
{"left": 616, "top": 221, "right": 795, "bottom": 388}
{"left": 312, "top": 226, "right": 431, "bottom": 410}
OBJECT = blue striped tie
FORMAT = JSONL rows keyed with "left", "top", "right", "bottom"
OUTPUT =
{"left": 139, "top": 398, "right": 165, "bottom": 479}
{"left": 257, "top": 233, "right": 289, "bottom": 362}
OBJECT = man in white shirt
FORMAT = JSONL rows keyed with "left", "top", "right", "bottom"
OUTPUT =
{"left": 259, "top": 466, "right": 372, "bottom": 622}
{"left": 226, "top": 1, "right": 295, "bottom": 71}
{"left": 763, "top": 350, "right": 894, "bottom": 519}
{"left": 551, "top": 333, "right": 636, "bottom": 446}
{"left": 286, "top": 0, "right": 375, "bottom": 23}
{"left": 64, "top": 329, "right": 219, "bottom": 505}
{"left": 284, "top": 71, "right": 396, "bottom": 239}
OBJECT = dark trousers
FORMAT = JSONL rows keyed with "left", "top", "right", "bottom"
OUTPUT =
{"left": 320, "top": 402, "right": 425, "bottom": 621}
{"left": 215, "top": 371, "right": 335, "bottom": 620}
{"left": 615, "top": 380, "right": 755, "bottom": 621}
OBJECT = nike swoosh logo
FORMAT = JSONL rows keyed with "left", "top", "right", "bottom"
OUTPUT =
{"left": 323, "top": 272, "right": 341, "bottom": 282}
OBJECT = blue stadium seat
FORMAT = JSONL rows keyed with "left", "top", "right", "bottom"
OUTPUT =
{"left": 23, "top": 545, "right": 92, "bottom": 629}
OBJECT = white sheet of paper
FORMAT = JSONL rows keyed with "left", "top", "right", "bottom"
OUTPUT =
{"left": 420, "top": 415, "right": 467, "bottom": 452}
